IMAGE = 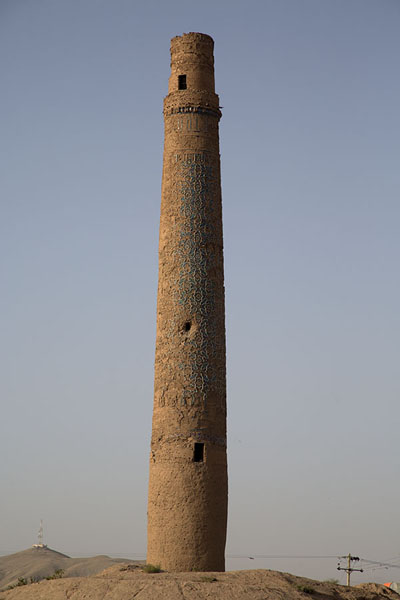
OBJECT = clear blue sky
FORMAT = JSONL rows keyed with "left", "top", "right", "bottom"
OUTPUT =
{"left": 1, "top": 0, "right": 399, "bottom": 584}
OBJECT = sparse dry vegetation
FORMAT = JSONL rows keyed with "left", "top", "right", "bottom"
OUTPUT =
{"left": 45, "top": 569, "right": 64, "bottom": 580}
{"left": 142, "top": 564, "right": 162, "bottom": 573}
{"left": 296, "top": 584, "right": 315, "bottom": 594}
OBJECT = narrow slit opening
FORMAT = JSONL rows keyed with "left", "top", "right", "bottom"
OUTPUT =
{"left": 184, "top": 321, "right": 191, "bottom": 332}
{"left": 193, "top": 442, "right": 204, "bottom": 462}
{"left": 178, "top": 74, "right": 187, "bottom": 90}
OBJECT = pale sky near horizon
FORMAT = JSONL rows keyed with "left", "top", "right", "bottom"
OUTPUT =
{"left": 1, "top": 0, "right": 400, "bottom": 584}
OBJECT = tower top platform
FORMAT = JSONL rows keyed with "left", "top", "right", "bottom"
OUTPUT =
{"left": 171, "top": 32, "right": 214, "bottom": 46}
{"left": 167, "top": 32, "right": 217, "bottom": 101}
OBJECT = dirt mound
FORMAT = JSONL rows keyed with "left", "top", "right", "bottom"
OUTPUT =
{"left": 1, "top": 563, "right": 398, "bottom": 600}
{"left": 357, "top": 583, "right": 398, "bottom": 596}
{"left": 0, "top": 547, "right": 137, "bottom": 591}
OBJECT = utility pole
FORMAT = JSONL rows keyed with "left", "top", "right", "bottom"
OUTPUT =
{"left": 337, "top": 554, "right": 364, "bottom": 586}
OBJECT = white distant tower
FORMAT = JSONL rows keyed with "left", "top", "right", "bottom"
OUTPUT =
{"left": 32, "top": 519, "right": 47, "bottom": 549}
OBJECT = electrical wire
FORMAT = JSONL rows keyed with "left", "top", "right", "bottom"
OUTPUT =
{"left": 360, "top": 558, "right": 400, "bottom": 570}
{"left": 228, "top": 554, "right": 400, "bottom": 572}
{"left": 228, "top": 554, "right": 340, "bottom": 559}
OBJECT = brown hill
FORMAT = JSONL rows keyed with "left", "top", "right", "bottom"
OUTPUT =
{"left": 1, "top": 563, "right": 398, "bottom": 600}
{"left": 0, "top": 547, "right": 138, "bottom": 591}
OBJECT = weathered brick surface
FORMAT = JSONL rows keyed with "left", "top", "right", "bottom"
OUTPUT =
{"left": 147, "top": 33, "right": 227, "bottom": 572}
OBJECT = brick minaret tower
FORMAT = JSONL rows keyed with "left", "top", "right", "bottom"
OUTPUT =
{"left": 147, "top": 32, "right": 227, "bottom": 572}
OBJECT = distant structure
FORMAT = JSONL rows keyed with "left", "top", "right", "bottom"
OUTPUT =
{"left": 32, "top": 519, "right": 47, "bottom": 549}
{"left": 147, "top": 32, "right": 228, "bottom": 572}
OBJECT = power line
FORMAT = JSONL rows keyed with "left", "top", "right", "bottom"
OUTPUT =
{"left": 227, "top": 554, "right": 339, "bottom": 560}
{"left": 3, "top": 548, "right": 400, "bottom": 572}
{"left": 360, "top": 558, "right": 400, "bottom": 570}
{"left": 228, "top": 554, "right": 400, "bottom": 569}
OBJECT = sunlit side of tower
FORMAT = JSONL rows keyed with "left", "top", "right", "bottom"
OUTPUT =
{"left": 147, "top": 32, "right": 227, "bottom": 572}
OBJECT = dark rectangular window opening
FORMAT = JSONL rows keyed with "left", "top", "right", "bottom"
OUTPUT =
{"left": 193, "top": 442, "right": 204, "bottom": 462}
{"left": 178, "top": 74, "right": 187, "bottom": 90}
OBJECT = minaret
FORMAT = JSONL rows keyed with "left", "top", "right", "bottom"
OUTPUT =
{"left": 147, "top": 32, "right": 227, "bottom": 572}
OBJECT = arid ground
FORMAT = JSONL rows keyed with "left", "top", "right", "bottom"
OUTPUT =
{"left": 0, "top": 549, "right": 398, "bottom": 600}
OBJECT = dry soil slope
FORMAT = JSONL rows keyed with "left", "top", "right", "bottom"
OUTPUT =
{"left": 0, "top": 564, "right": 398, "bottom": 600}
{"left": 0, "top": 547, "right": 137, "bottom": 591}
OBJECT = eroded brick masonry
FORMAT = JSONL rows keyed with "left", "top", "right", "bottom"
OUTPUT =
{"left": 147, "top": 32, "right": 227, "bottom": 572}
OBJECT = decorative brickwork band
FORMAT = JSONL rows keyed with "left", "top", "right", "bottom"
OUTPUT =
{"left": 147, "top": 32, "right": 227, "bottom": 572}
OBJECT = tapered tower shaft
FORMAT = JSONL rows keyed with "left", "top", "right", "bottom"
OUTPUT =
{"left": 147, "top": 32, "right": 227, "bottom": 572}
